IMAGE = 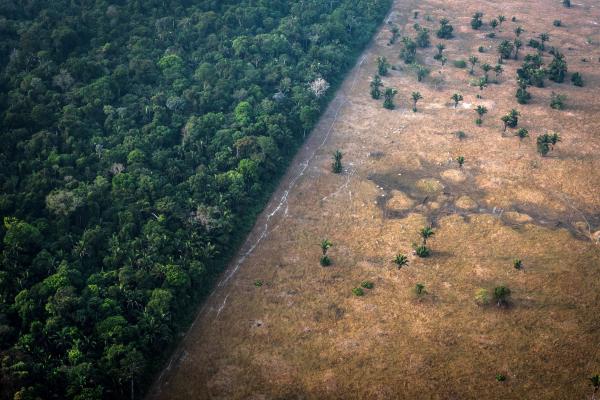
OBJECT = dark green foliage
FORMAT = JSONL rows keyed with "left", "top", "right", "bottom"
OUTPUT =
{"left": 548, "top": 52, "right": 568, "bottom": 83}
{"left": 414, "top": 283, "right": 427, "bottom": 295}
{"left": 493, "top": 286, "right": 511, "bottom": 307}
{"left": 456, "top": 131, "right": 467, "bottom": 140}
{"left": 513, "top": 259, "right": 523, "bottom": 269}
{"left": 361, "top": 281, "right": 374, "bottom": 289}
{"left": 475, "top": 105, "right": 487, "bottom": 125}
{"left": 254, "top": 279, "right": 264, "bottom": 287}
{"left": 389, "top": 26, "right": 400, "bottom": 45}
{"left": 563, "top": 0, "right": 571, "bottom": 7}
{"left": 591, "top": 375, "right": 600, "bottom": 395}
{"left": 550, "top": 92, "right": 567, "bottom": 109}
{"left": 414, "top": 65, "right": 430, "bottom": 82}
{"left": 320, "top": 255, "right": 332, "bottom": 266}
{"left": 516, "top": 81, "right": 532, "bottom": 104}
{"left": 517, "top": 53, "right": 546, "bottom": 87}
{"left": 414, "top": 24, "right": 431, "bottom": 48}
{"left": 377, "top": 56, "right": 390, "bottom": 76}
{"left": 539, "top": 33, "right": 550, "bottom": 51}
{"left": 486, "top": 32, "right": 497, "bottom": 39}
{"left": 490, "top": 19, "right": 499, "bottom": 30}
{"left": 415, "top": 245, "right": 431, "bottom": 258}
{"left": 571, "top": 72, "right": 584, "bottom": 87}
{"left": 0, "top": 1, "right": 392, "bottom": 398}
{"left": 528, "top": 39, "right": 542, "bottom": 49}
{"left": 496, "top": 374, "right": 507, "bottom": 382}
{"left": 553, "top": 20, "right": 562, "bottom": 27}
{"left": 469, "top": 55, "right": 479, "bottom": 74}
{"left": 516, "top": 128, "right": 529, "bottom": 140}
{"left": 537, "top": 132, "right": 561, "bottom": 156}
{"left": 383, "top": 88, "right": 398, "bottom": 110}
{"left": 498, "top": 40, "right": 514, "bottom": 62}
{"left": 514, "top": 26, "right": 524, "bottom": 37}
{"left": 434, "top": 43, "right": 446, "bottom": 60}
{"left": 321, "top": 239, "right": 333, "bottom": 255}
{"left": 393, "top": 254, "right": 409, "bottom": 268}
{"left": 352, "top": 287, "right": 365, "bottom": 296}
{"left": 436, "top": 18, "right": 454, "bottom": 39}
{"left": 456, "top": 156, "right": 465, "bottom": 167}
{"left": 332, "top": 150, "right": 343, "bottom": 173}
{"left": 370, "top": 75, "right": 383, "bottom": 99}
{"left": 411, "top": 91, "right": 423, "bottom": 112}
{"left": 501, "top": 109, "right": 520, "bottom": 131}
{"left": 451, "top": 93, "right": 463, "bottom": 108}
{"left": 454, "top": 59, "right": 467, "bottom": 68}
{"left": 478, "top": 46, "right": 486, "bottom": 53}
{"left": 471, "top": 12, "right": 484, "bottom": 30}
{"left": 400, "top": 37, "right": 418, "bottom": 64}
{"left": 419, "top": 226, "right": 435, "bottom": 244}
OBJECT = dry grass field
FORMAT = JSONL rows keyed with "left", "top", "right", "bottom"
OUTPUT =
{"left": 149, "top": 0, "right": 600, "bottom": 398}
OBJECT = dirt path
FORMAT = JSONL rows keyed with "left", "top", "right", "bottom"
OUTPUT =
{"left": 149, "top": 0, "right": 600, "bottom": 398}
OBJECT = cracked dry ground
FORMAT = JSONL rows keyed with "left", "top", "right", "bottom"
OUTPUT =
{"left": 149, "top": 0, "right": 600, "bottom": 398}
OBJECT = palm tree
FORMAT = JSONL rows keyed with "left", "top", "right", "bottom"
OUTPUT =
{"left": 490, "top": 19, "right": 498, "bottom": 30}
{"left": 493, "top": 286, "right": 511, "bottom": 307}
{"left": 332, "top": 150, "right": 343, "bottom": 173}
{"left": 419, "top": 226, "right": 435, "bottom": 244}
{"left": 516, "top": 128, "right": 529, "bottom": 141}
{"left": 415, "top": 64, "right": 429, "bottom": 82}
{"left": 415, "top": 283, "right": 427, "bottom": 296}
{"left": 501, "top": 114, "right": 512, "bottom": 132}
{"left": 513, "top": 259, "right": 523, "bottom": 269}
{"left": 539, "top": 32, "right": 550, "bottom": 50}
{"left": 383, "top": 87, "right": 397, "bottom": 109}
{"left": 320, "top": 239, "right": 332, "bottom": 255}
{"left": 469, "top": 55, "right": 479, "bottom": 74}
{"left": 475, "top": 105, "right": 487, "bottom": 125}
{"left": 481, "top": 63, "right": 492, "bottom": 82}
{"left": 514, "top": 26, "right": 524, "bottom": 37}
{"left": 513, "top": 38, "right": 522, "bottom": 60}
{"left": 370, "top": 75, "right": 383, "bottom": 99}
{"left": 411, "top": 91, "right": 423, "bottom": 112}
{"left": 497, "top": 40, "right": 514, "bottom": 62}
{"left": 393, "top": 254, "right": 409, "bottom": 268}
{"left": 498, "top": 15, "right": 506, "bottom": 25}
{"left": 494, "top": 64, "right": 503, "bottom": 81}
{"left": 435, "top": 43, "right": 445, "bottom": 60}
{"left": 377, "top": 56, "right": 389, "bottom": 76}
{"left": 456, "top": 156, "right": 465, "bottom": 168}
{"left": 451, "top": 93, "right": 463, "bottom": 108}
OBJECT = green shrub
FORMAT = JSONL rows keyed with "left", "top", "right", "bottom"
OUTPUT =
{"left": 453, "top": 59, "right": 467, "bottom": 68}
{"left": 254, "top": 279, "right": 264, "bottom": 287}
{"left": 352, "top": 287, "right": 365, "bottom": 296}
{"left": 361, "top": 281, "right": 374, "bottom": 289}
{"left": 320, "top": 255, "right": 331, "bottom": 266}
{"left": 415, "top": 245, "right": 430, "bottom": 258}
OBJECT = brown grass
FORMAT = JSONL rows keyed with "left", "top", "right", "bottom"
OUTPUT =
{"left": 149, "top": 0, "right": 600, "bottom": 398}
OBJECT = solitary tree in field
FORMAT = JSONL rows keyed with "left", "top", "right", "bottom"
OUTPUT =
{"left": 469, "top": 55, "right": 479, "bottom": 74}
{"left": 411, "top": 91, "right": 423, "bottom": 112}
{"left": 414, "top": 25, "right": 431, "bottom": 48}
{"left": 451, "top": 93, "right": 463, "bottom": 108}
{"left": 331, "top": 150, "right": 343, "bottom": 173}
{"left": 493, "top": 286, "right": 511, "bottom": 307}
{"left": 383, "top": 87, "right": 398, "bottom": 109}
{"left": 320, "top": 239, "right": 332, "bottom": 266}
{"left": 393, "top": 254, "right": 409, "bottom": 268}
{"left": 377, "top": 56, "right": 389, "bottom": 76}
{"left": 513, "top": 38, "right": 523, "bottom": 60}
{"left": 370, "top": 75, "right": 383, "bottom": 99}
{"left": 475, "top": 105, "right": 488, "bottom": 125}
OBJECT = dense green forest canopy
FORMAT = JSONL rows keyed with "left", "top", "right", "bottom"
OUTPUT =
{"left": 0, "top": 0, "right": 391, "bottom": 398}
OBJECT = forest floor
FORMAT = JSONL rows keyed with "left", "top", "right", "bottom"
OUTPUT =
{"left": 148, "top": 0, "right": 600, "bottom": 398}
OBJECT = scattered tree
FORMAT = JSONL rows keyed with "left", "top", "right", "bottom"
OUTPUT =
{"left": 352, "top": 287, "right": 365, "bottom": 296}
{"left": 498, "top": 15, "right": 506, "bottom": 25}
{"left": 320, "top": 239, "right": 332, "bottom": 266}
{"left": 400, "top": 37, "right": 417, "bottom": 63}
{"left": 393, "top": 254, "right": 409, "bottom": 268}
{"left": 415, "top": 283, "right": 427, "bottom": 296}
{"left": 471, "top": 12, "right": 484, "bottom": 30}
{"left": 434, "top": 43, "right": 446, "bottom": 60}
{"left": 370, "top": 75, "right": 383, "bottom": 99}
{"left": 414, "top": 244, "right": 431, "bottom": 258}
{"left": 514, "top": 26, "right": 524, "bottom": 37}
{"left": 389, "top": 26, "right": 400, "bottom": 44}
{"left": 419, "top": 226, "right": 435, "bottom": 244}
{"left": 550, "top": 92, "right": 567, "bottom": 110}
{"left": 456, "top": 156, "right": 465, "bottom": 167}
{"left": 513, "top": 38, "right": 523, "bottom": 60}
{"left": 490, "top": 19, "right": 499, "bottom": 31}
{"left": 377, "top": 56, "right": 390, "bottom": 76}
{"left": 516, "top": 79, "right": 532, "bottom": 104}
{"left": 451, "top": 93, "right": 463, "bottom": 108}
{"left": 553, "top": 19, "right": 562, "bottom": 27}
{"left": 516, "top": 128, "right": 529, "bottom": 140}
{"left": 590, "top": 375, "right": 600, "bottom": 399}
{"left": 383, "top": 87, "right": 398, "bottom": 110}
{"left": 415, "top": 64, "right": 430, "bottom": 82}
{"left": 539, "top": 32, "right": 550, "bottom": 51}
{"left": 414, "top": 24, "right": 431, "bottom": 48}
{"left": 361, "top": 281, "right": 374, "bottom": 289}
{"left": 481, "top": 63, "right": 492, "bottom": 82}
{"left": 563, "top": 0, "right": 571, "bottom": 7}
{"left": 571, "top": 72, "right": 584, "bottom": 87}
{"left": 332, "top": 150, "right": 343, "bottom": 173}
{"left": 493, "top": 286, "right": 511, "bottom": 307}
{"left": 437, "top": 18, "right": 454, "bottom": 39}
{"left": 475, "top": 105, "right": 488, "bottom": 125}
{"left": 411, "top": 91, "right": 423, "bottom": 112}
{"left": 494, "top": 64, "right": 504, "bottom": 81}
{"left": 513, "top": 259, "right": 523, "bottom": 269}
{"left": 498, "top": 40, "right": 514, "bottom": 63}
{"left": 548, "top": 51, "right": 568, "bottom": 82}
{"left": 469, "top": 55, "right": 479, "bottom": 74}
{"left": 537, "top": 132, "right": 561, "bottom": 156}
{"left": 475, "top": 288, "right": 490, "bottom": 306}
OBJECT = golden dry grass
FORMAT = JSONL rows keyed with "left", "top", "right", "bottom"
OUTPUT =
{"left": 149, "top": 0, "right": 600, "bottom": 398}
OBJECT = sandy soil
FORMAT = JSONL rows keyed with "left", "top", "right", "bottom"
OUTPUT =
{"left": 148, "top": 0, "right": 600, "bottom": 398}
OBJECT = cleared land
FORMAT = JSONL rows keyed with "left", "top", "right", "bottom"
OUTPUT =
{"left": 150, "top": 0, "right": 600, "bottom": 398}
